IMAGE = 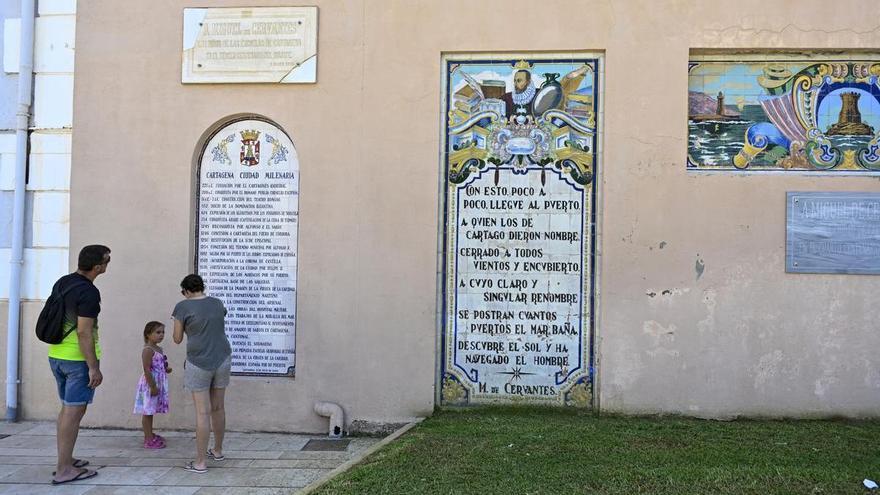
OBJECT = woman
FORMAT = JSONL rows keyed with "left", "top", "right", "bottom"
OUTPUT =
{"left": 172, "top": 274, "right": 232, "bottom": 474}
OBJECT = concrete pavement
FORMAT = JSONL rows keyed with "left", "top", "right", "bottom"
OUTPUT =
{"left": 0, "top": 421, "right": 388, "bottom": 494}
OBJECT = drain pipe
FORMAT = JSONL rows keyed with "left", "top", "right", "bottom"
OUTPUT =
{"left": 314, "top": 401, "right": 344, "bottom": 438}
{"left": 5, "top": 0, "right": 35, "bottom": 422}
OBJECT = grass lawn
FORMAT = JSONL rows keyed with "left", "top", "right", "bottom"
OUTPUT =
{"left": 316, "top": 407, "right": 880, "bottom": 495}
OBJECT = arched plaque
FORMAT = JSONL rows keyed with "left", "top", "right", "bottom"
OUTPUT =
{"left": 196, "top": 118, "right": 299, "bottom": 376}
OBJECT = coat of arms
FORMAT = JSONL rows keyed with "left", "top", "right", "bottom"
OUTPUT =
{"left": 240, "top": 130, "right": 261, "bottom": 166}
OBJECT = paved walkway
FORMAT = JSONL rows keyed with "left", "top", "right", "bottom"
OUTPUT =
{"left": 0, "top": 421, "right": 385, "bottom": 494}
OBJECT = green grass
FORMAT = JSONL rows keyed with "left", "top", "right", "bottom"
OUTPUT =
{"left": 316, "top": 407, "right": 880, "bottom": 495}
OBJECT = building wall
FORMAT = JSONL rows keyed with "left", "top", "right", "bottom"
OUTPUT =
{"left": 0, "top": 1, "right": 21, "bottom": 129}
{"left": 0, "top": 0, "right": 76, "bottom": 415}
{"left": 8, "top": 0, "right": 879, "bottom": 431}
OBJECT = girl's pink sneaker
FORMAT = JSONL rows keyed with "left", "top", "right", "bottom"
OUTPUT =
{"left": 144, "top": 436, "right": 166, "bottom": 449}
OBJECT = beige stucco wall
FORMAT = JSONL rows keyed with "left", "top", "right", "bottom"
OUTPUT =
{"left": 9, "top": 0, "right": 875, "bottom": 430}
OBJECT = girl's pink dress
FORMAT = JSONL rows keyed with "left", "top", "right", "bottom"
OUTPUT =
{"left": 133, "top": 349, "right": 169, "bottom": 415}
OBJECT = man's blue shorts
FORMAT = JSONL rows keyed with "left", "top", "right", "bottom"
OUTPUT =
{"left": 48, "top": 358, "right": 95, "bottom": 406}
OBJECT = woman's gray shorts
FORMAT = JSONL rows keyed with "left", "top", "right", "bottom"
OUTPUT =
{"left": 184, "top": 356, "right": 232, "bottom": 392}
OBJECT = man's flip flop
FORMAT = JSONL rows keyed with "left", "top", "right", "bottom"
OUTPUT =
{"left": 183, "top": 462, "right": 207, "bottom": 474}
{"left": 51, "top": 468, "right": 98, "bottom": 485}
{"left": 52, "top": 459, "right": 90, "bottom": 475}
{"left": 206, "top": 448, "right": 226, "bottom": 461}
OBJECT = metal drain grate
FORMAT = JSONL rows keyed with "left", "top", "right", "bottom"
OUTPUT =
{"left": 301, "top": 439, "right": 350, "bottom": 451}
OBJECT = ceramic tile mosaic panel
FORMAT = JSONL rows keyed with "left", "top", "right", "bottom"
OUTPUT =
{"left": 688, "top": 54, "right": 880, "bottom": 171}
{"left": 440, "top": 54, "right": 600, "bottom": 407}
{"left": 196, "top": 118, "right": 299, "bottom": 376}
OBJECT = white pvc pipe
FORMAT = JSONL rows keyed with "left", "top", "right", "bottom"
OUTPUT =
{"left": 314, "top": 401, "right": 344, "bottom": 438}
{"left": 5, "top": 0, "right": 35, "bottom": 422}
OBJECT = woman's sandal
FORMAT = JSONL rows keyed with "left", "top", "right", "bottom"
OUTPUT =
{"left": 206, "top": 448, "right": 226, "bottom": 461}
{"left": 51, "top": 467, "right": 98, "bottom": 485}
{"left": 183, "top": 461, "right": 207, "bottom": 474}
{"left": 52, "top": 458, "right": 89, "bottom": 475}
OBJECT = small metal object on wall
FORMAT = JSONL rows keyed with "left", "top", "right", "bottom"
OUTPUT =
{"left": 786, "top": 192, "right": 880, "bottom": 274}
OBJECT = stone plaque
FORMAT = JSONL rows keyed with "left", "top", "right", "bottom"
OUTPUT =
{"left": 197, "top": 118, "right": 299, "bottom": 375}
{"left": 440, "top": 54, "right": 600, "bottom": 407}
{"left": 182, "top": 7, "right": 317, "bottom": 84}
{"left": 786, "top": 192, "right": 880, "bottom": 274}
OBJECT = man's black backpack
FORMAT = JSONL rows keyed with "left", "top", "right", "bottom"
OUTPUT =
{"left": 35, "top": 280, "right": 86, "bottom": 344}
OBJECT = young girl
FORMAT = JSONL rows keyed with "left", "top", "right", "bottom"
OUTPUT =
{"left": 133, "top": 321, "right": 172, "bottom": 448}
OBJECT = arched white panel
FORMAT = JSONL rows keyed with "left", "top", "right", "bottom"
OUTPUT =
{"left": 196, "top": 118, "right": 299, "bottom": 376}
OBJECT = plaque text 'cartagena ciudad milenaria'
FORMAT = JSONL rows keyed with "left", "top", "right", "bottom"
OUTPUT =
{"left": 197, "top": 119, "right": 299, "bottom": 375}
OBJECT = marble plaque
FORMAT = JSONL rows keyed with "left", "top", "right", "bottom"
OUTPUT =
{"left": 787, "top": 192, "right": 880, "bottom": 274}
{"left": 440, "top": 54, "right": 601, "bottom": 407}
{"left": 182, "top": 7, "right": 317, "bottom": 84}
{"left": 196, "top": 119, "right": 299, "bottom": 375}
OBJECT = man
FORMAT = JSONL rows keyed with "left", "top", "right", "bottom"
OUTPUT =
{"left": 501, "top": 69, "right": 538, "bottom": 120}
{"left": 48, "top": 245, "right": 111, "bottom": 485}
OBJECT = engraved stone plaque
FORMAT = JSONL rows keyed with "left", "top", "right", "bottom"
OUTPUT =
{"left": 182, "top": 7, "right": 317, "bottom": 84}
{"left": 786, "top": 192, "right": 880, "bottom": 274}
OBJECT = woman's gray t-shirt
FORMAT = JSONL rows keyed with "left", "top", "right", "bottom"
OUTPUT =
{"left": 172, "top": 296, "right": 231, "bottom": 370}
